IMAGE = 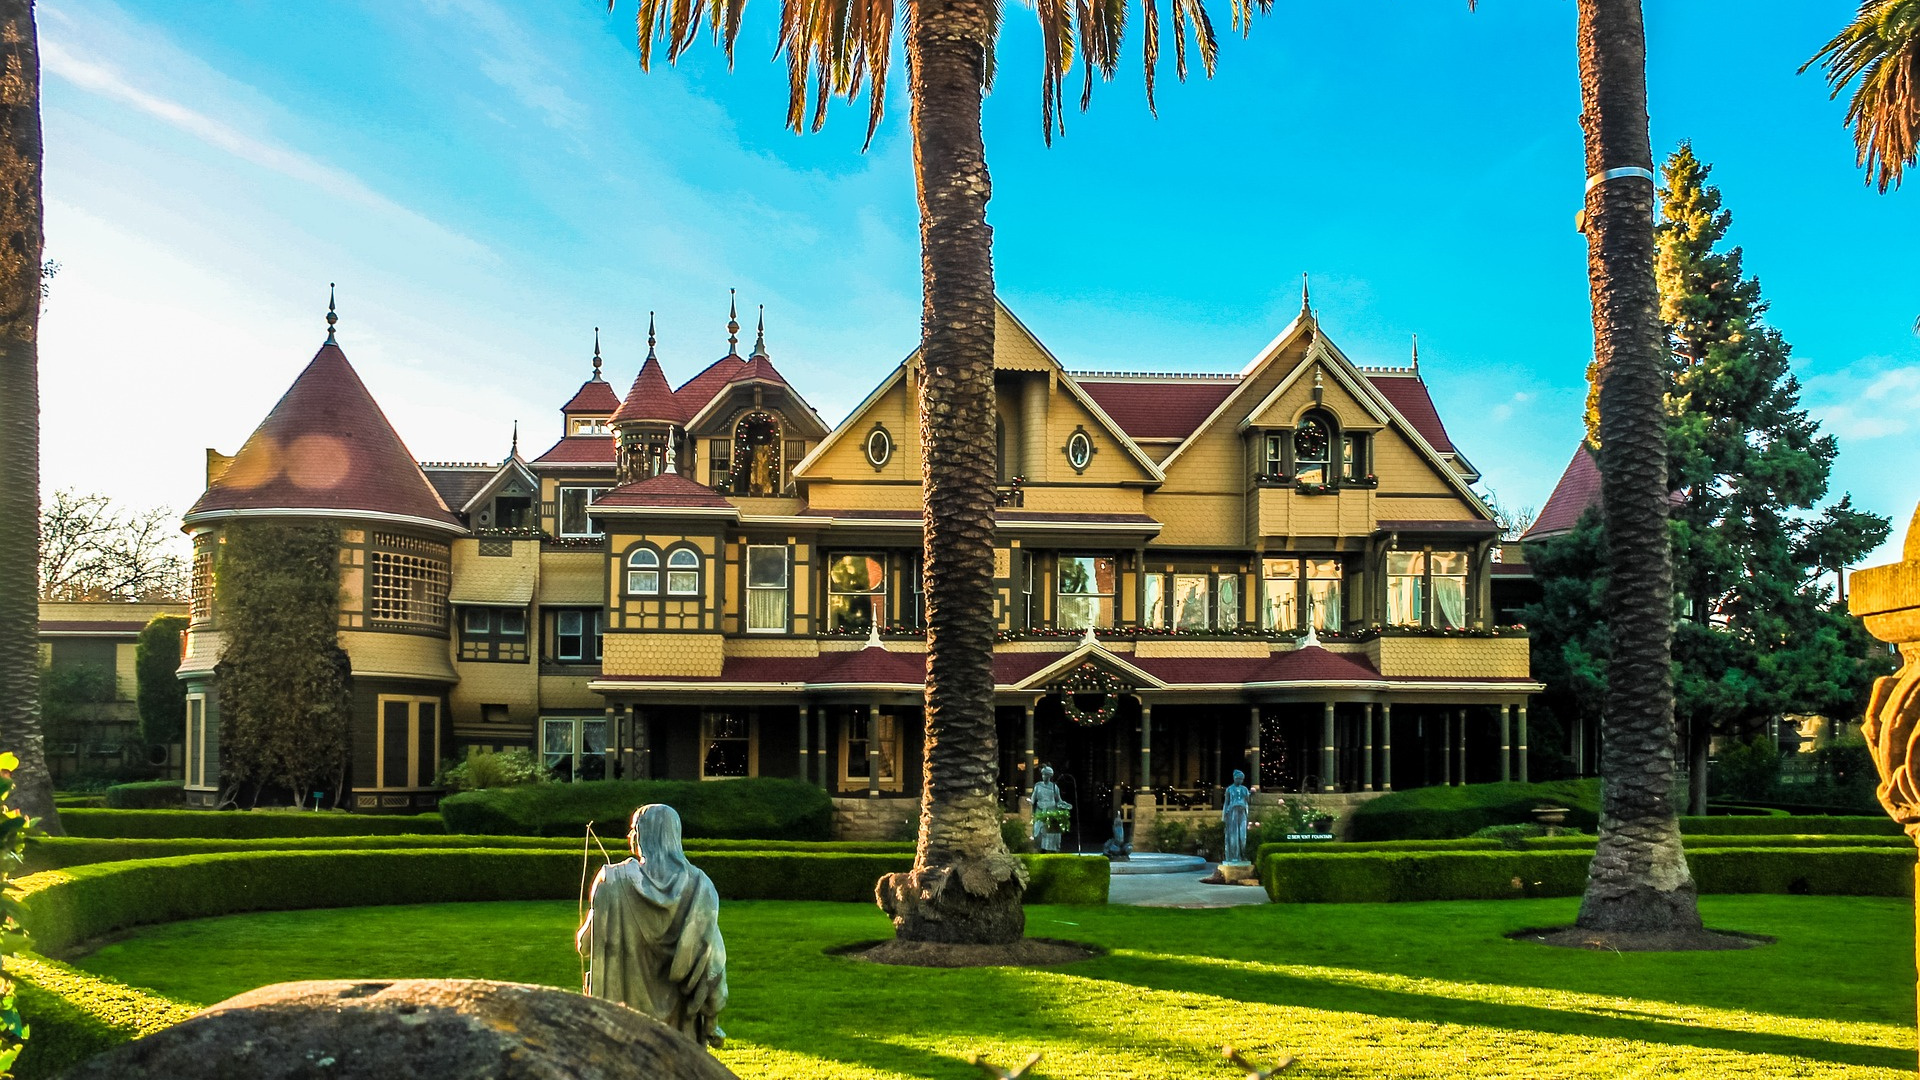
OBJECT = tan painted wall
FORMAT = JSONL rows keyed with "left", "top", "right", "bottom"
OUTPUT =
{"left": 1367, "top": 635, "right": 1530, "bottom": 678}
{"left": 539, "top": 552, "right": 606, "bottom": 605}
{"left": 602, "top": 633, "right": 725, "bottom": 677}
{"left": 449, "top": 660, "right": 540, "bottom": 726}
{"left": 340, "top": 630, "right": 459, "bottom": 682}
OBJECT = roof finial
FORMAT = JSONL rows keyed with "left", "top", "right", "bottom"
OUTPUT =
{"left": 727, "top": 289, "right": 739, "bottom": 355}
{"left": 592, "top": 327, "right": 603, "bottom": 380}
{"left": 866, "top": 617, "right": 885, "bottom": 650}
{"left": 665, "top": 437, "right": 679, "bottom": 475}
{"left": 511, "top": 419, "right": 519, "bottom": 459}
{"left": 1300, "top": 597, "right": 1321, "bottom": 648}
{"left": 325, "top": 282, "right": 338, "bottom": 344}
{"left": 647, "top": 311, "right": 657, "bottom": 361}
{"left": 1081, "top": 621, "right": 1100, "bottom": 649}
{"left": 1300, "top": 272, "right": 1311, "bottom": 316}
{"left": 1411, "top": 333, "right": 1420, "bottom": 372}
{"left": 751, "top": 304, "right": 769, "bottom": 360}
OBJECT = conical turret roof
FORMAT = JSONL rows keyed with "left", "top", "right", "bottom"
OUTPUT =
{"left": 610, "top": 352, "right": 686, "bottom": 425}
{"left": 185, "top": 342, "right": 462, "bottom": 531}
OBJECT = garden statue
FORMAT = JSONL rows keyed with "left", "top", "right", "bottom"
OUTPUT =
{"left": 1102, "top": 814, "right": 1131, "bottom": 861}
{"left": 575, "top": 804, "right": 728, "bottom": 1049}
{"left": 1221, "top": 769, "right": 1251, "bottom": 864}
{"left": 1029, "top": 765, "right": 1071, "bottom": 852}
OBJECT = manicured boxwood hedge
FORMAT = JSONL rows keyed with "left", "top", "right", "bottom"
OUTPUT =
{"left": 17, "top": 849, "right": 1105, "bottom": 954}
{"left": 1261, "top": 846, "right": 1914, "bottom": 903}
{"left": 21, "top": 834, "right": 917, "bottom": 873}
{"left": 1677, "top": 815, "right": 1901, "bottom": 836}
{"left": 59, "top": 808, "right": 446, "bottom": 839}
{"left": 1253, "top": 833, "right": 1910, "bottom": 864}
{"left": 101, "top": 781, "right": 183, "bottom": 810}
{"left": 8, "top": 954, "right": 196, "bottom": 1080}
{"left": 1346, "top": 780, "right": 1603, "bottom": 840}
{"left": 439, "top": 778, "right": 833, "bottom": 839}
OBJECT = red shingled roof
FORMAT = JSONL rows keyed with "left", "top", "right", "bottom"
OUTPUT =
{"left": 185, "top": 342, "right": 461, "bottom": 529}
{"left": 816, "top": 646, "right": 927, "bottom": 685}
{"left": 1076, "top": 378, "right": 1237, "bottom": 441}
{"left": 532, "top": 436, "right": 617, "bottom": 467}
{"left": 594, "top": 472, "right": 733, "bottom": 510}
{"left": 1522, "top": 444, "right": 1600, "bottom": 542}
{"left": 610, "top": 355, "right": 686, "bottom": 425}
{"left": 562, "top": 377, "right": 622, "bottom": 415}
{"left": 1365, "top": 373, "right": 1455, "bottom": 453}
{"left": 1259, "top": 646, "right": 1383, "bottom": 683}
{"left": 675, "top": 353, "right": 798, "bottom": 422}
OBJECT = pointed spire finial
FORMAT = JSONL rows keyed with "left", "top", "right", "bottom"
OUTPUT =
{"left": 592, "top": 327, "right": 603, "bottom": 380}
{"left": 727, "top": 289, "right": 739, "bottom": 355}
{"left": 1081, "top": 622, "right": 1100, "bottom": 649}
{"left": 665, "top": 437, "right": 679, "bottom": 475}
{"left": 1411, "top": 333, "right": 1420, "bottom": 372}
{"left": 1300, "top": 597, "right": 1321, "bottom": 648}
{"left": 751, "top": 304, "right": 769, "bottom": 360}
{"left": 1300, "top": 272, "right": 1311, "bottom": 316}
{"left": 647, "top": 311, "right": 657, "bottom": 360}
{"left": 511, "top": 419, "right": 519, "bottom": 459}
{"left": 866, "top": 618, "right": 885, "bottom": 650}
{"left": 325, "top": 282, "right": 338, "bottom": 344}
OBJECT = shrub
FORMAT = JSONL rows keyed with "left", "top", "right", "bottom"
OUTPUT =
{"left": 1147, "top": 817, "right": 1190, "bottom": 853}
{"left": 1712, "top": 738, "right": 1782, "bottom": 801}
{"left": 436, "top": 748, "right": 553, "bottom": 793}
{"left": 1001, "top": 815, "right": 1031, "bottom": 853}
{"left": 1262, "top": 845, "right": 1914, "bottom": 903}
{"left": 15, "top": 848, "right": 1106, "bottom": 954}
{"left": 134, "top": 615, "right": 190, "bottom": 746}
{"left": 9, "top": 955, "right": 196, "bottom": 1080}
{"left": 1348, "top": 780, "right": 1602, "bottom": 841}
{"left": 60, "top": 809, "right": 445, "bottom": 839}
{"left": 1676, "top": 814, "right": 1899, "bottom": 836}
{"left": 439, "top": 777, "right": 833, "bottom": 839}
{"left": 1254, "top": 833, "right": 1907, "bottom": 866}
{"left": 102, "top": 781, "right": 182, "bottom": 810}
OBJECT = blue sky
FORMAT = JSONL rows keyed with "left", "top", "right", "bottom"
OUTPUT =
{"left": 37, "top": 0, "right": 1916, "bottom": 571}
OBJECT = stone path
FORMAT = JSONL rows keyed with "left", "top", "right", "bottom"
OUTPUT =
{"left": 1107, "top": 863, "right": 1269, "bottom": 908}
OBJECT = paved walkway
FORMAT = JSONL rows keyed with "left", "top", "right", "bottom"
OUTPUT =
{"left": 1107, "top": 863, "right": 1269, "bottom": 908}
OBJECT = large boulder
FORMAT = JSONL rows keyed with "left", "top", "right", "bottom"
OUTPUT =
{"left": 59, "top": 979, "right": 738, "bottom": 1080}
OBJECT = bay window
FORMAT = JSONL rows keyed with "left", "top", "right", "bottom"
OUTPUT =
{"left": 1387, "top": 550, "right": 1469, "bottom": 627}
{"left": 1263, "top": 558, "right": 1342, "bottom": 631}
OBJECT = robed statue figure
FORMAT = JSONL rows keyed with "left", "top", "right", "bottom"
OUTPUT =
{"left": 1221, "top": 769, "right": 1252, "bottom": 865}
{"left": 575, "top": 804, "right": 728, "bottom": 1048}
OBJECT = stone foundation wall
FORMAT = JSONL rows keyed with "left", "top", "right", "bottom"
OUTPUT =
{"left": 831, "top": 797, "right": 918, "bottom": 841}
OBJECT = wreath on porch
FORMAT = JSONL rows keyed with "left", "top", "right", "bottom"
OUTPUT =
{"left": 1050, "top": 664, "right": 1132, "bottom": 728}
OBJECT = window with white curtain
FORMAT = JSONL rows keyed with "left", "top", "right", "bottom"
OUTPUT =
{"left": 746, "top": 546, "right": 788, "bottom": 632}
{"left": 667, "top": 548, "right": 701, "bottom": 596}
{"left": 626, "top": 548, "right": 659, "bottom": 594}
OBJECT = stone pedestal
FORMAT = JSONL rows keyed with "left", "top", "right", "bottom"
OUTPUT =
{"left": 1848, "top": 502, "right": 1920, "bottom": 1069}
{"left": 1217, "top": 862, "right": 1260, "bottom": 886}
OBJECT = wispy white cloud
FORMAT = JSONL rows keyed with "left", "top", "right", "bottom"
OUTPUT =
{"left": 1489, "top": 390, "right": 1533, "bottom": 423}
{"left": 39, "top": 33, "right": 495, "bottom": 264}
{"left": 1803, "top": 355, "right": 1920, "bottom": 441}
{"left": 421, "top": 0, "right": 589, "bottom": 131}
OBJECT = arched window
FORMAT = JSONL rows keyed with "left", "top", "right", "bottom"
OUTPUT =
{"left": 626, "top": 548, "right": 660, "bottom": 594}
{"left": 1294, "top": 413, "right": 1334, "bottom": 485}
{"left": 667, "top": 548, "right": 701, "bottom": 596}
{"left": 733, "top": 412, "right": 783, "bottom": 496}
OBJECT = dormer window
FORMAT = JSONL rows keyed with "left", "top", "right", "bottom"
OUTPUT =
{"left": 572, "top": 417, "right": 610, "bottom": 436}
{"left": 730, "top": 412, "right": 784, "bottom": 496}
{"left": 1294, "top": 414, "right": 1333, "bottom": 485}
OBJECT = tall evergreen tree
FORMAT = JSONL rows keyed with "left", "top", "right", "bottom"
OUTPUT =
{"left": 1529, "top": 145, "right": 1893, "bottom": 816}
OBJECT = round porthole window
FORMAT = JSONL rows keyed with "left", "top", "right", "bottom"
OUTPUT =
{"left": 865, "top": 426, "right": 892, "bottom": 468}
{"left": 1066, "top": 430, "right": 1093, "bottom": 472}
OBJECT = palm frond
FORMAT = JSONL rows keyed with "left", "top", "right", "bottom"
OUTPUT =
{"left": 1036, "top": 0, "right": 1076, "bottom": 140}
{"left": 1805, "top": 0, "right": 1920, "bottom": 191}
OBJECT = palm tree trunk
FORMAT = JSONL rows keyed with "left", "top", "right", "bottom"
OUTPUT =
{"left": 1573, "top": 0, "right": 1696, "bottom": 932}
{"left": 874, "top": 0, "right": 1026, "bottom": 944}
{"left": 0, "top": 0, "right": 60, "bottom": 835}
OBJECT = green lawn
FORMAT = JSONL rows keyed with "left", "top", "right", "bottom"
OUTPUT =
{"left": 71, "top": 897, "right": 1914, "bottom": 1079}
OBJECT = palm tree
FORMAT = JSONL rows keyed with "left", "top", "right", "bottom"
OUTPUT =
{"left": 0, "top": 0, "right": 59, "bottom": 835}
{"left": 1569, "top": 0, "right": 1699, "bottom": 933}
{"left": 609, "top": 0, "right": 1256, "bottom": 943}
{"left": 1805, "top": 0, "right": 1920, "bottom": 192}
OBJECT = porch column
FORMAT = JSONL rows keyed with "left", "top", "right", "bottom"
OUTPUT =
{"left": 799, "top": 704, "right": 811, "bottom": 786}
{"left": 1380, "top": 702, "right": 1394, "bottom": 791}
{"left": 1454, "top": 708, "right": 1467, "bottom": 786}
{"left": 1362, "top": 703, "right": 1375, "bottom": 792}
{"left": 1139, "top": 701, "right": 1153, "bottom": 794}
{"left": 1499, "top": 704, "right": 1512, "bottom": 783}
{"left": 1247, "top": 706, "right": 1262, "bottom": 791}
{"left": 1321, "top": 701, "right": 1336, "bottom": 793}
{"left": 867, "top": 704, "right": 882, "bottom": 799}
{"left": 815, "top": 708, "right": 829, "bottom": 791}
{"left": 1439, "top": 712, "right": 1451, "bottom": 786}
{"left": 636, "top": 706, "right": 653, "bottom": 780}
{"left": 1023, "top": 702, "right": 1037, "bottom": 783}
{"left": 1572, "top": 714, "right": 1585, "bottom": 775}
{"left": 1517, "top": 704, "right": 1530, "bottom": 783}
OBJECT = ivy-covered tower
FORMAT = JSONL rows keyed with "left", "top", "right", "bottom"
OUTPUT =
{"left": 178, "top": 297, "right": 464, "bottom": 810}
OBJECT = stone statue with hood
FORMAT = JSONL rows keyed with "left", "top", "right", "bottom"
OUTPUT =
{"left": 575, "top": 804, "right": 728, "bottom": 1049}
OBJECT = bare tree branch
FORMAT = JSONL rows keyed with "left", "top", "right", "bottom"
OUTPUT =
{"left": 38, "top": 489, "right": 188, "bottom": 601}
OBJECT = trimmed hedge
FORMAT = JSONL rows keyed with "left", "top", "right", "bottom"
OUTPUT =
{"left": 439, "top": 777, "right": 833, "bottom": 839}
{"left": 17, "top": 849, "right": 1106, "bottom": 954}
{"left": 1678, "top": 814, "right": 1900, "bottom": 836}
{"left": 9, "top": 954, "right": 196, "bottom": 1080}
{"left": 1262, "top": 846, "right": 1915, "bottom": 903}
{"left": 21, "top": 835, "right": 917, "bottom": 873}
{"left": 59, "top": 808, "right": 446, "bottom": 839}
{"left": 1254, "top": 833, "right": 1910, "bottom": 863}
{"left": 102, "top": 781, "right": 183, "bottom": 810}
{"left": 1347, "top": 780, "right": 1602, "bottom": 840}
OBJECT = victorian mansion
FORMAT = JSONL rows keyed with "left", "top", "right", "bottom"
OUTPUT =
{"left": 177, "top": 296, "right": 1540, "bottom": 814}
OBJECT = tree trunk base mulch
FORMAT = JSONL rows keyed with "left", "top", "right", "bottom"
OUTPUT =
{"left": 835, "top": 938, "right": 1102, "bottom": 967}
{"left": 1511, "top": 925, "right": 1772, "bottom": 952}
